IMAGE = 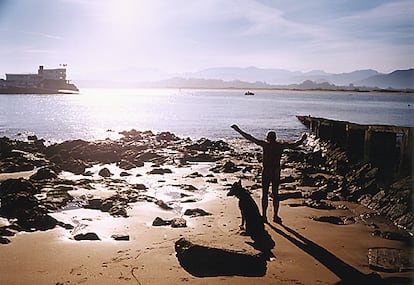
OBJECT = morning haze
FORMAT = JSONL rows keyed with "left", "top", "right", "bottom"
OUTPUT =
{"left": 0, "top": 1, "right": 413, "bottom": 285}
{"left": 0, "top": 0, "right": 413, "bottom": 84}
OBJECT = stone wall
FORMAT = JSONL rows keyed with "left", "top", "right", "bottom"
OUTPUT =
{"left": 297, "top": 116, "right": 412, "bottom": 183}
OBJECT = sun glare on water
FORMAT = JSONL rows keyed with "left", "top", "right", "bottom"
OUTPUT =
{"left": 75, "top": 88, "right": 178, "bottom": 137}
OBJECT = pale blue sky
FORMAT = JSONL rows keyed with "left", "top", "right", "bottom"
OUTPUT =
{"left": 0, "top": 0, "right": 413, "bottom": 80}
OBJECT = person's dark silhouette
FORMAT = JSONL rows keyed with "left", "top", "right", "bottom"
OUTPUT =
{"left": 231, "top": 124, "right": 307, "bottom": 223}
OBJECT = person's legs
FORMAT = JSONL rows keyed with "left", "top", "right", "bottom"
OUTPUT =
{"left": 271, "top": 174, "right": 281, "bottom": 222}
{"left": 261, "top": 175, "right": 271, "bottom": 222}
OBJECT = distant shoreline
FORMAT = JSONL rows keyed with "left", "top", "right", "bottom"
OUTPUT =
{"left": 2, "top": 87, "right": 413, "bottom": 95}
{"left": 74, "top": 86, "right": 414, "bottom": 95}
{"left": 169, "top": 86, "right": 414, "bottom": 94}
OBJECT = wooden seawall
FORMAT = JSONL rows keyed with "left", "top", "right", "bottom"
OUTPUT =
{"left": 297, "top": 116, "right": 413, "bottom": 182}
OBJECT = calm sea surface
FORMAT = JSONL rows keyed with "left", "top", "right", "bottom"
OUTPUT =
{"left": 0, "top": 88, "right": 413, "bottom": 143}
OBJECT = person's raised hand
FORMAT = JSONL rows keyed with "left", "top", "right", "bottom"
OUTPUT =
{"left": 231, "top": 124, "right": 239, "bottom": 130}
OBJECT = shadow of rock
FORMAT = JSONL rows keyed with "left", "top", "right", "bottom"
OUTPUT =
{"left": 175, "top": 238, "right": 266, "bottom": 277}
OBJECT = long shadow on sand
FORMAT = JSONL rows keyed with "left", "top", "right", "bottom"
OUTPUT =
{"left": 267, "top": 223, "right": 411, "bottom": 285}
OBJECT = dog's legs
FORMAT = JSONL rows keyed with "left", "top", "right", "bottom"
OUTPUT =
{"left": 240, "top": 213, "right": 245, "bottom": 230}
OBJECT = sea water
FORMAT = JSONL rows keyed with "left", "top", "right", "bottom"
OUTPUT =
{"left": 0, "top": 88, "right": 412, "bottom": 143}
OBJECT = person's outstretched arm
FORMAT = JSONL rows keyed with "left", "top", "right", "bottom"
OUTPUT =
{"left": 282, "top": 133, "right": 307, "bottom": 149}
{"left": 231, "top": 124, "right": 263, "bottom": 146}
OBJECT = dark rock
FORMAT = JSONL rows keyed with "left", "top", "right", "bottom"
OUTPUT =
{"left": 135, "top": 152, "right": 163, "bottom": 163}
{"left": 0, "top": 160, "right": 35, "bottom": 172}
{"left": 117, "top": 159, "right": 137, "bottom": 170}
{"left": 312, "top": 216, "right": 355, "bottom": 225}
{"left": 111, "top": 234, "right": 130, "bottom": 241}
{"left": 152, "top": 217, "right": 171, "bottom": 226}
{"left": 74, "top": 232, "right": 100, "bottom": 241}
{"left": 132, "top": 183, "right": 147, "bottom": 191}
{"left": 0, "top": 227, "right": 15, "bottom": 236}
{"left": 60, "top": 159, "right": 88, "bottom": 175}
{"left": 308, "top": 186, "right": 328, "bottom": 201}
{"left": 101, "top": 200, "right": 115, "bottom": 212}
{"left": 372, "top": 230, "right": 412, "bottom": 242}
{"left": 108, "top": 205, "right": 128, "bottom": 217}
{"left": 181, "top": 198, "right": 198, "bottom": 203}
{"left": 119, "top": 171, "right": 131, "bottom": 177}
{"left": 280, "top": 175, "right": 296, "bottom": 184}
{"left": 155, "top": 199, "right": 173, "bottom": 210}
{"left": 56, "top": 221, "right": 74, "bottom": 230}
{"left": 119, "top": 129, "right": 143, "bottom": 140}
{"left": 187, "top": 138, "right": 231, "bottom": 152}
{"left": 185, "top": 172, "right": 203, "bottom": 178}
{"left": 98, "top": 167, "right": 113, "bottom": 177}
{"left": 17, "top": 214, "right": 57, "bottom": 231}
{"left": 184, "top": 208, "right": 212, "bottom": 217}
{"left": 180, "top": 184, "right": 198, "bottom": 191}
{"left": 210, "top": 161, "right": 240, "bottom": 173}
{"left": 30, "top": 167, "right": 58, "bottom": 180}
{"left": 0, "top": 178, "right": 39, "bottom": 197}
{"left": 156, "top": 131, "right": 180, "bottom": 142}
{"left": 147, "top": 168, "right": 172, "bottom": 175}
{"left": 0, "top": 237, "right": 10, "bottom": 244}
{"left": 299, "top": 174, "right": 325, "bottom": 186}
{"left": 0, "top": 192, "right": 39, "bottom": 220}
{"left": 171, "top": 217, "right": 187, "bottom": 228}
{"left": 368, "top": 247, "right": 412, "bottom": 273}
{"left": 86, "top": 198, "right": 103, "bottom": 210}
{"left": 365, "top": 177, "right": 412, "bottom": 234}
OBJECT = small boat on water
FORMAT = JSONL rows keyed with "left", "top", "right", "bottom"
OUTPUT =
{"left": 244, "top": 91, "right": 254, "bottom": 95}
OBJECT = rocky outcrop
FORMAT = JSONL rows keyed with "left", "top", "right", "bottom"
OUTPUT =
{"left": 0, "top": 178, "right": 57, "bottom": 231}
{"left": 0, "top": 137, "right": 47, "bottom": 172}
{"left": 286, "top": 134, "right": 413, "bottom": 235}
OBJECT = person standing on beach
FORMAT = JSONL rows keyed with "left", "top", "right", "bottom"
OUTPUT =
{"left": 231, "top": 124, "right": 307, "bottom": 223}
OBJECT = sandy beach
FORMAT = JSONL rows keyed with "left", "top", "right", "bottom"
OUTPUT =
{"left": 0, "top": 131, "right": 412, "bottom": 285}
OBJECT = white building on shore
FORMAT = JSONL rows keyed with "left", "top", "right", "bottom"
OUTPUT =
{"left": 5, "top": 65, "right": 69, "bottom": 88}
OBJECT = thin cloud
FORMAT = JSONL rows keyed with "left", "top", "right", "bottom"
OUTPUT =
{"left": 21, "top": 31, "right": 63, "bottom": 41}
{"left": 25, "top": 49, "right": 58, "bottom": 54}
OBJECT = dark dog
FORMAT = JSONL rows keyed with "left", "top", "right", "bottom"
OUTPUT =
{"left": 227, "top": 180, "right": 265, "bottom": 239}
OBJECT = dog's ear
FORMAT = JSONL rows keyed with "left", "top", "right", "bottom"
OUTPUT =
{"left": 228, "top": 180, "right": 242, "bottom": 196}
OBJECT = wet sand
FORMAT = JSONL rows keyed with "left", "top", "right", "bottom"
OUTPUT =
{"left": 0, "top": 162, "right": 411, "bottom": 285}
{"left": 0, "top": 132, "right": 412, "bottom": 285}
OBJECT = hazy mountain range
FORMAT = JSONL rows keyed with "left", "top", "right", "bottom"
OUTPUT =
{"left": 76, "top": 67, "right": 414, "bottom": 90}
{"left": 180, "top": 67, "right": 414, "bottom": 89}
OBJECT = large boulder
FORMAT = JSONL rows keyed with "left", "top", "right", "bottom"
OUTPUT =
{"left": 0, "top": 178, "right": 57, "bottom": 231}
{"left": 98, "top": 167, "right": 113, "bottom": 177}
{"left": 30, "top": 167, "right": 58, "bottom": 181}
{"left": 0, "top": 178, "right": 39, "bottom": 197}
